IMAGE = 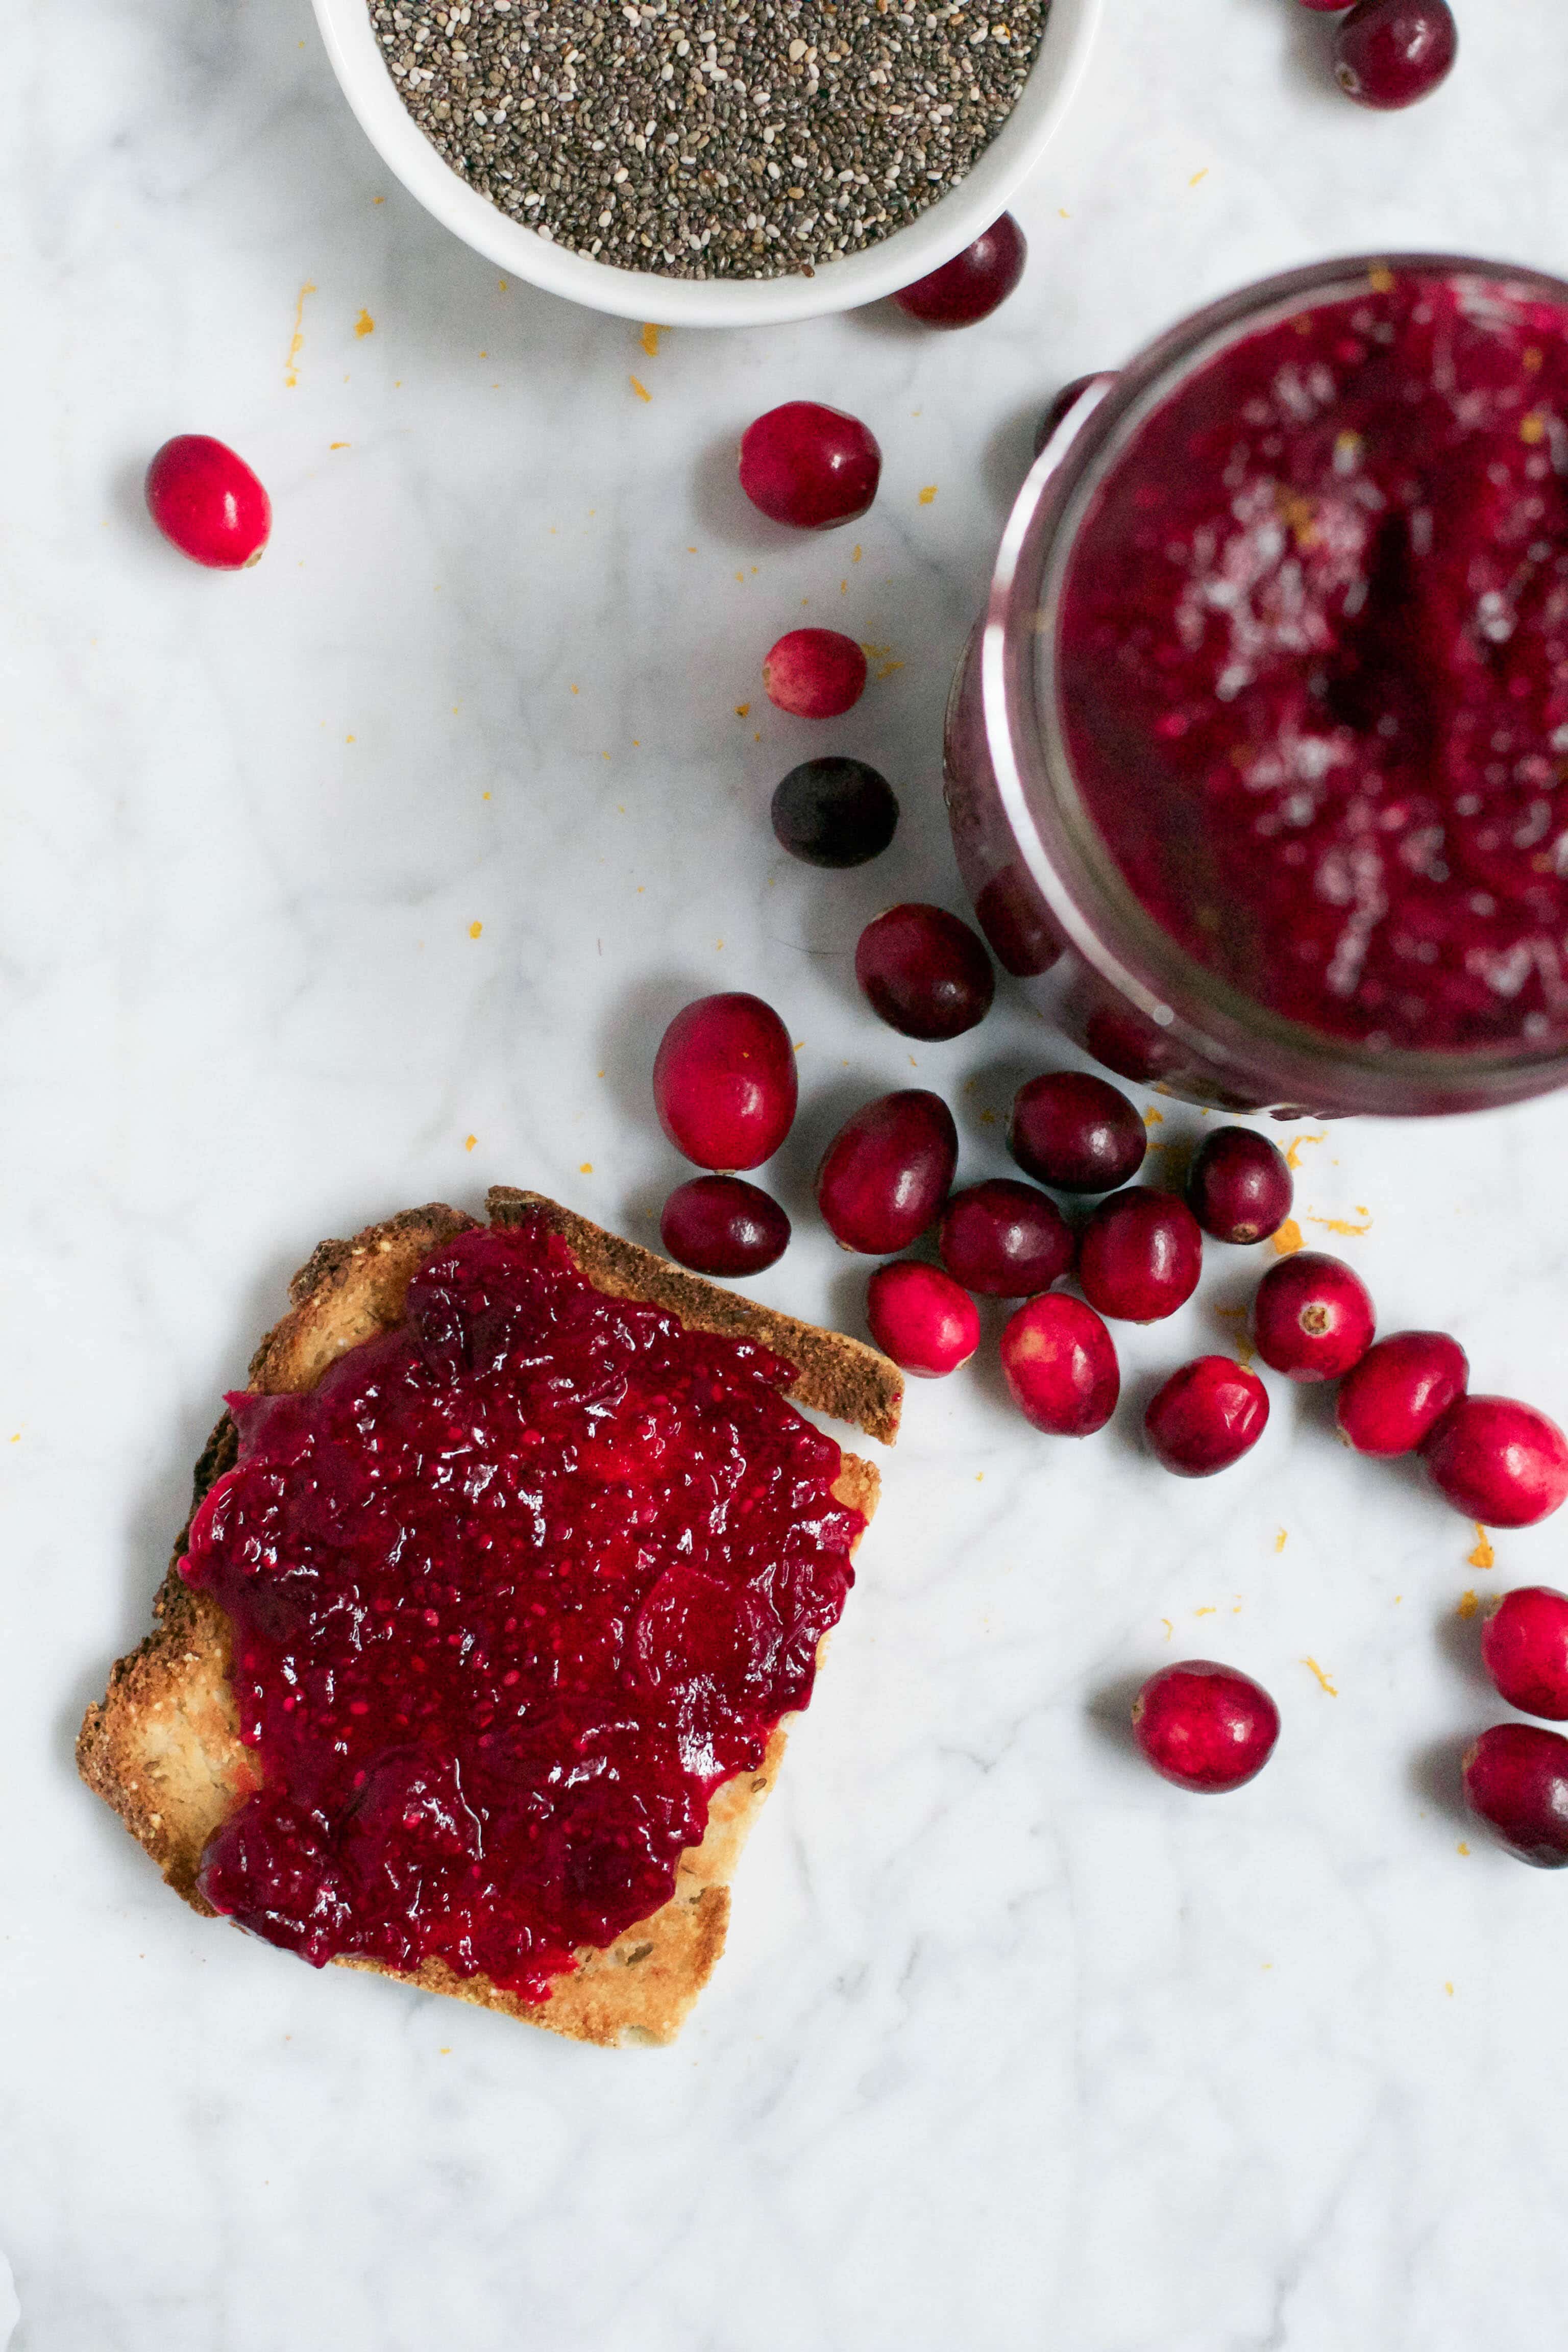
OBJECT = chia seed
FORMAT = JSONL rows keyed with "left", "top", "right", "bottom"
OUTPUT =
{"left": 368, "top": 0, "right": 1051, "bottom": 281}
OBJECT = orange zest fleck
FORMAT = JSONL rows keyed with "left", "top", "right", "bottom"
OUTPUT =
{"left": 1271, "top": 1218, "right": 1305, "bottom": 1256}
{"left": 1521, "top": 412, "right": 1547, "bottom": 445}
{"left": 1161, "top": 1617, "right": 1173, "bottom": 1641}
{"left": 284, "top": 281, "right": 317, "bottom": 387}
{"left": 579, "top": 1162, "right": 593, "bottom": 1174}
{"left": 735, "top": 703, "right": 750, "bottom": 717}
{"left": 1275, "top": 1528, "right": 1288, "bottom": 1554}
{"left": 1456, "top": 1840, "right": 1470, "bottom": 1856}
{"left": 918, "top": 485, "right": 938, "bottom": 506}
{"left": 1284, "top": 1130, "right": 1328, "bottom": 1170}
{"left": 329, "top": 441, "right": 351, "bottom": 451}
{"left": 468, "top": 920, "right": 483, "bottom": 940}
{"left": 354, "top": 308, "right": 375, "bottom": 338}
{"left": 629, "top": 375, "right": 652, "bottom": 403}
{"left": 464, "top": 1135, "right": 477, "bottom": 1153}
{"left": 1468, "top": 1524, "right": 1496, "bottom": 1571}
{"left": 1368, "top": 264, "right": 1395, "bottom": 293}
{"left": 1302, "top": 1656, "right": 1338, "bottom": 1696}
{"left": 1188, "top": 167, "right": 1209, "bottom": 187}
{"left": 1456, "top": 1590, "right": 1479, "bottom": 1620}
{"left": 640, "top": 322, "right": 662, "bottom": 358}
{"left": 1307, "top": 1213, "right": 1373, "bottom": 1237}
{"left": 1143, "top": 1106, "right": 1164, "bottom": 1126}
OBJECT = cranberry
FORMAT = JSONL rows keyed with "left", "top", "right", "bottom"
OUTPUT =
{"left": 1480, "top": 1587, "right": 1568, "bottom": 1722}
{"left": 659, "top": 1176, "right": 790, "bottom": 1277}
{"left": 1334, "top": 1330, "right": 1468, "bottom": 1456}
{"left": 974, "top": 865, "right": 1065, "bottom": 977}
{"left": 1297, "top": 0, "right": 1349, "bottom": 9}
{"left": 938, "top": 1179, "right": 1074, "bottom": 1297}
{"left": 854, "top": 904, "right": 995, "bottom": 1042}
{"left": 999, "top": 1293, "right": 1119, "bottom": 1436}
{"left": 1252, "top": 1251, "right": 1375, "bottom": 1382}
{"left": 893, "top": 214, "right": 1028, "bottom": 329}
{"left": 1132, "top": 1662, "right": 1280, "bottom": 1793}
{"left": 771, "top": 757, "right": 899, "bottom": 868}
{"left": 1333, "top": 0, "right": 1457, "bottom": 107}
{"left": 763, "top": 628, "right": 868, "bottom": 719}
{"left": 1008, "top": 1071, "right": 1146, "bottom": 1195}
{"left": 1422, "top": 1395, "right": 1568, "bottom": 1530}
{"left": 1462, "top": 1723, "right": 1568, "bottom": 1867}
{"left": 1034, "top": 375, "right": 1104, "bottom": 457}
{"left": 652, "top": 993, "right": 798, "bottom": 1171}
{"left": 144, "top": 434, "right": 272, "bottom": 569}
{"left": 1145, "top": 1357, "right": 1270, "bottom": 1477}
{"left": 816, "top": 1090, "right": 958, "bottom": 1255}
{"left": 1186, "top": 1126, "right": 1293, "bottom": 1244}
{"left": 866, "top": 1260, "right": 979, "bottom": 1379}
{"left": 739, "top": 401, "right": 882, "bottom": 530}
{"left": 1078, "top": 1189, "right": 1203, "bottom": 1324}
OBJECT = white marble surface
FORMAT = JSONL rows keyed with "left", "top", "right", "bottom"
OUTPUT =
{"left": 6, "top": 1, "right": 1568, "bottom": 2344}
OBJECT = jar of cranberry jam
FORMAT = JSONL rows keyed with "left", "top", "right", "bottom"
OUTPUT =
{"left": 946, "top": 256, "right": 1568, "bottom": 1115}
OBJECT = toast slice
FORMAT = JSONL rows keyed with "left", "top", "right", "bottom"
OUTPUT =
{"left": 78, "top": 1189, "right": 901, "bottom": 2047}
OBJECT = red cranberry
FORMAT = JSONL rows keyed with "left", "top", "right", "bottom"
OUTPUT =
{"left": 1186, "top": 1126, "right": 1293, "bottom": 1245}
{"left": 1297, "top": 0, "right": 1349, "bottom": 9}
{"left": 1034, "top": 374, "right": 1104, "bottom": 457}
{"left": 1252, "top": 1251, "right": 1375, "bottom": 1382}
{"left": 816, "top": 1090, "right": 958, "bottom": 1255}
{"left": 1009, "top": 1071, "right": 1146, "bottom": 1194}
{"left": 739, "top": 402, "right": 881, "bottom": 530}
{"left": 866, "top": 1260, "right": 979, "bottom": 1379}
{"left": 1132, "top": 1662, "right": 1280, "bottom": 1793}
{"left": 144, "top": 434, "right": 272, "bottom": 569}
{"left": 854, "top": 904, "right": 995, "bottom": 1042}
{"left": 1145, "top": 1357, "right": 1270, "bottom": 1478}
{"left": 1422, "top": 1395, "right": 1568, "bottom": 1530}
{"left": 999, "top": 1293, "right": 1119, "bottom": 1437}
{"left": 763, "top": 628, "right": 867, "bottom": 719}
{"left": 659, "top": 1176, "right": 790, "bottom": 1277}
{"left": 1481, "top": 1588, "right": 1568, "bottom": 1723}
{"left": 771, "top": 757, "right": 898, "bottom": 868}
{"left": 893, "top": 214, "right": 1028, "bottom": 328}
{"left": 652, "top": 993, "right": 798, "bottom": 1171}
{"left": 1078, "top": 1189, "right": 1203, "bottom": 1324}
{"left": 973, "top": 865, "right": 1065, "bottom": 977}
{"left": 1334, "top": 1330, "right": 1468, "bottom": 1457}
{"left": 1462, "top": 1723, "right": 1568, "bottom": 1867}
{"left": 938, "top": 1179, "right": 1074, "bottom": 1297}
{"left": 1334, "top": 0, "right": 1457, "bottom": 107}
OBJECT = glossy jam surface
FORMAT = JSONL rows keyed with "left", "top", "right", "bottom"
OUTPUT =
{"left": 182, "top": 1217, "right": 862, "bottom": 2002}
{"left": 1059, "top": 273, "right": 1568, "bottom": 1054}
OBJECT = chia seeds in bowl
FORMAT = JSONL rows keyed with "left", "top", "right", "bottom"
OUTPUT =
{"left": 368, "top": 0, "right": 1051, "bottom": 281}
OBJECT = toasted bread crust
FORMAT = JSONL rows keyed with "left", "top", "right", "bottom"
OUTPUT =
{"left": 79, "top": 1193, "right": 897, "bottom": 2046}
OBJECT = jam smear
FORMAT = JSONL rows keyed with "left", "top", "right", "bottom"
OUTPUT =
{"left": 182, "top": 1216, "right": 864, "bottom": 2003}
{"left": 1059, "top": 273, "right": 1568, "bottom": 1054}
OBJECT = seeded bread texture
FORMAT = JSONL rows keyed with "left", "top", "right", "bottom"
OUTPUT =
{"left": 78, "top": 1192, "right": 898, "bottom": 2047}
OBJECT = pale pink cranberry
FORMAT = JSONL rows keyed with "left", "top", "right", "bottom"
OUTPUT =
{"left": 855, "top": 904, "right": 994, "bottom": 1041}
{"left": 763, "top": 628, "right": 867, "bottom": 718}
{"left": 816, "top": 1090, "right": 958, "bottom": 1255}
{"left": 1077, "top": 1188, "right": 1203, "bottom": 1323}
{"left": 1186, "top": 1127, "right": 1293, "bottom": 1245}
{"left": 659, "top": 1177, "right": 790, "bottom": 1277}
{"left": 1145, "top": 1357, "right": 1269, "bottom": 1477}
{"left": 938, "top": 1179, "right": 1074, "bottom": 1297}
{"left": 1009, "top": 1071, "right": 1146, "bottom": 1194}
{"left": 739, "top": 402, "right": 881, "bottom": 530}
{"left": 145, "top": 434, "right": 271, "bottom": 569}
{"left": 893, "top": 215, "right": 1028, "bottom": 328}
{"left": 1132, "top": 1662, "right": 1280, "bottom": 1793}
{"left": 999, "top": 1293, "right": 1119, "bottom": 1436}
{"left": 1481, "top": 1587, "right": 1568, "bottom": 1722}
{"left": 1252, "top": 1251, "right": 1375, "bottom": 1382}
{"left": 1334, "top": 1330, "right": 1467, "bottom": 1456}
{"left": 866, "top": 1261, "right": 979, "bottom": 1378}
{"left": 1462, "top": 1723, "right": 1568, "bottom": 1867}
{"left": 652, "top": 993, "right": 797, "bottom": 1170}
{"left": 1334, "top": 0, "right": 1457, "bottom": 108}
{"left": 1422, "top": 1395, "right": 1568, "bottom": 1529}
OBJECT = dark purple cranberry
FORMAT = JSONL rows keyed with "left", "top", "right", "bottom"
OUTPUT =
{"left": 892, "top": 215, "right": 1027, "bottom": 328}
{"left": 659, "top": 1177, "right": 790, "bottom": 1277}
{"left": 770, "top": 757, "right": 899, "bottom": 869}
{"left": 866, "top": 1261, "right": 979, "bottom": 1378}
{"left": 1009, "top": 1071, "right": 1146, "bottom": 1194}
{"left": 999, "top": 1293, "right": 1119, "bottom": 1436}
{"left": 1034, "top": 374, "right": 1104, "bottom": 457}
{"left": 1145, "top": 1357, "right": 1270, "bottom": 1477}
{"left": 973, "top": 864, "right": 1065, "bottom": 977}
{"left": 1252, "top": 1252, "right": 1375, "bottom": 1382}
{"left": 1186, "top": 1126, "right": 1293, "bottom": 1244}
{"left": 1334, "top": 0, "right": 1457, "bottom": 107}
{"left": 1334, "top": 1330, "right": 1468, "bottom": 1456}
{"left": 816, "top": 1090, "right": 959, "bottom": 1255}
{"left": 1481, "top": 1588, "right": 1568, "bottom": 1723}
{"left": 1133, "top": 1662, "right": 1280, "bottom": 1793}
{"left": 854, "top": 903, "right": 995, "bottom": 1042}
{"left": 1463, "top": 1724, "right": 1568, "bottom": 1867}
{"left": 1078, "top": 1188, "right": 1203, "bottom": 1323}
{"left": 938, "top": 1179, "right": 1074, "bottom": 1297}
{"left": 739, "top": 402, "right": 882, "bottom": 530}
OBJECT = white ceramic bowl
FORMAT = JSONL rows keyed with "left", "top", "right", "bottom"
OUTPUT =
{"left": 311, "top": 0, "right": 1102, "bottom": 327}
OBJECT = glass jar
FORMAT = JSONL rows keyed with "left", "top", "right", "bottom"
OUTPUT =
{"left": 945, "top": 253, "right": 1568, "bottom": 1117}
